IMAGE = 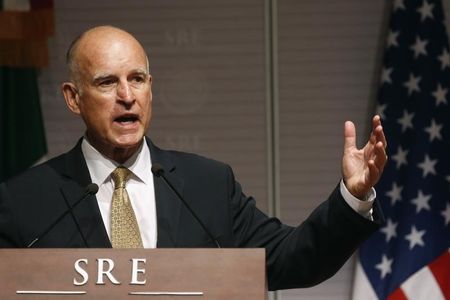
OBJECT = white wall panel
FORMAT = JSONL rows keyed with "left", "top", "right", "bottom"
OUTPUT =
{"left": 277, "top": 1, "right": 388, "bottom": 299}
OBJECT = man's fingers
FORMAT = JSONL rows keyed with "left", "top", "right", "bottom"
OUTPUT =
{"left": 344, "top": 121, "right": 357, "bottom": 150}
{"left": 373, "top": 115, "right": 387, "bottom": 148}
{"left": 374, "top": 141, "right": 387, "bottom": 170}
{"left": 376, "top": 125, "right": 387, "bottom": 149}
{"left": 372, "top": 115, "right": 382, "bottom": 131}
{"left": 367, "top": 159, "right": 380, "bottom": 185}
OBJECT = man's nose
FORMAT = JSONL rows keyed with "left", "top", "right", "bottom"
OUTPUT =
{"left": 116, "top": 81, "right": 135, "bottom": 103}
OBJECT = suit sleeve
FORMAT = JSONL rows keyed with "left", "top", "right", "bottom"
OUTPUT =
{"left": 0, "top": 183, "right": 22, "bottom": 247}
{"left": 226, "top": 165, "right": 384, "bottom": 291}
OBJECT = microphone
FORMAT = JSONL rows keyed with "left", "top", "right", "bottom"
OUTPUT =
{"left": 27, "top": 183, "right": 99, "bottom": 248}
{"left": 151, "top": 164, "right": 221, "bottom": 248}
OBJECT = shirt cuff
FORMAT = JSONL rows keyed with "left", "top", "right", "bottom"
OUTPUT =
{"left": 339, "top": 180, "right": 376, "bottom": 220}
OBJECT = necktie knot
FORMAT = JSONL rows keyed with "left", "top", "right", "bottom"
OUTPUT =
{"left": 111, "top": 166, "right": 131, "bottom": 189}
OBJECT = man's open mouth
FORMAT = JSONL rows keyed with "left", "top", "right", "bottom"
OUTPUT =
{"left": 114, "top": 114, "right": 139, "bottom": 124}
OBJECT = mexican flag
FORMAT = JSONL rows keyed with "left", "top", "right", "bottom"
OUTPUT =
{"left": 0, "top": 0, "right": 53, "bottom": 181}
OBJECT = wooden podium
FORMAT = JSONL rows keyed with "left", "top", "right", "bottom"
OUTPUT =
{"left": 0, "top": 249, "right": 266, "bottom": 299}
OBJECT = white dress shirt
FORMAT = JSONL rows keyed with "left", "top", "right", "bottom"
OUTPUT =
{"left": 82, "top": 138, "right": 157, "bottom": 248}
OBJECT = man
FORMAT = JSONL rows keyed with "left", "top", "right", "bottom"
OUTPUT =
{"left": 0, "top": 26, "right": 387, "bottom": 290}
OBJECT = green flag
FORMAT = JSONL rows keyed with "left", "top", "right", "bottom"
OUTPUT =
{"left": 0, "top": 66, "right": 47, "bottom": 181}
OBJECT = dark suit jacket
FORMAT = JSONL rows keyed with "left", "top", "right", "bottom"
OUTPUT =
{"left": 0, "top": 138, "right": 383, "bottom": 290}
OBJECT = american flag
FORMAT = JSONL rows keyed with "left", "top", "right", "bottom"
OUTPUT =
{"left": 352, "top": 0, "right": 450, "bottom": 299}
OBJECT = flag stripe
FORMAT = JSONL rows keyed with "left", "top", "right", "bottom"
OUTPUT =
{"left": 387, "top": 288, "right": 407, "bottom": 300}
{"left": 401, "top": 263, "right": 445, "bottom": 300}
{"left": 428, "top": 249, "right": 450, "bottom": 299}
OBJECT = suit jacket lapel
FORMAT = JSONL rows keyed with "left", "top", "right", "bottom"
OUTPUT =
{"left": 147, "top": 138, "right": 183, "bottom": 248}
{"left": 56, "top": 139, "right": 111, "bottom": 247}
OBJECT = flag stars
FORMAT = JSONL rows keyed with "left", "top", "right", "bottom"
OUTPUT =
{"left": 441, "top": 203, "right": 450, "bottom": 225}
{"left": 375, "top": 255, "right": 393, "bottom": 279}
{"left": 438, "top": 48, "right": 450, "bottom": 70}
{"left": 432, "top": 84, "right": 448, "bottom": 106}
{"left": 391, "top": 146, "right": 408, "bottom": 169}
{"left": 380, "top": 219, "right": 398, "bottom": 242}
{"left": 386, "top": 182, "right": 403, "bottom": 205}
{"left": 417, "top": 154, "right": 437, "bottom": 177}
{"left": 405, "top": 226, "right": 426, "bottom": 249}
{"left": 411, "top": 190, "right": 432, "bottom": 213}
{"left": 397, "top": 110, "right": 414, "bottom": 132}
{"left": 424, "top": 119, "right": 443, "bottom": 142}
{"left": 381, "top": 67, "right": 393, "bottom": 85}
{"left": 387, "top": 31, "right": 400, "bottom": 48}
{"left": 403, "top": 73, "right": 421, "bottom": 96}
{"left": 410, "top": 37, "right": 428, "bottom": 58}
{"left": 417, "top": 0, "right": 434, "bottom": 22}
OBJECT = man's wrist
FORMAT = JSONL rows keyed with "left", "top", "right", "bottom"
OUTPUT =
{"left": 340, "top": 180, "right": 376, "bottom": 219}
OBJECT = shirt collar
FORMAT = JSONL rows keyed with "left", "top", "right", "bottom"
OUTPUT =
{"left": 81, "top": 137, "right": 153, "bottom": 186}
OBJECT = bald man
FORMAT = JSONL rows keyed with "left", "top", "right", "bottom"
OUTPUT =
{"left": 0, "top": 26, "right": 386, "bottom": 290}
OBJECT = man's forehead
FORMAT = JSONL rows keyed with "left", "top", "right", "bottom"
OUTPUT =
{"left": 77, "top": 41, "right": 149, "bottom": 76}
{"left": 92, "top": 67, "right": 149, "bottom": 80}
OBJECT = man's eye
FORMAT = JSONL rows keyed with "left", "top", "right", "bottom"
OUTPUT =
{"left": 132, "top": 76, "right": 145, "bottom": 83}
{"left": 100, "top": 79, "right": 115, "bottom": 86}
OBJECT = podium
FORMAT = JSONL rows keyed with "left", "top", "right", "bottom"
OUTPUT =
{"left": 0, "top": 249, "right": 266, "bottom": 299}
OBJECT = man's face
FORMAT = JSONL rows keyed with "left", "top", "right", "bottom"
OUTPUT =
{"left": 68, "top": 31, "right": 152, "bottom": 158}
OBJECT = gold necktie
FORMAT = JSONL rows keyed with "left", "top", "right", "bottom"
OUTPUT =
{"left": 110, "top": 166, "right": 143, "bottom": 248}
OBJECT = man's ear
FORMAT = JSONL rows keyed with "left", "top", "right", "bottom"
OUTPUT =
{"left": 61, "top": 82, "right": 81, "bottom": 115}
